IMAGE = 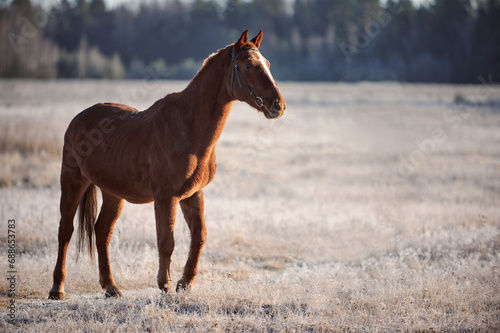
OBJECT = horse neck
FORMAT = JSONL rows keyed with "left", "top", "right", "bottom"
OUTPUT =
{"left": 173, "top": 46, "right": 234, "bottom": 152}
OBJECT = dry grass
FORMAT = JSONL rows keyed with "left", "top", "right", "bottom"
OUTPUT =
{"left": 1, "top": 80, "right": 499, "bottom": 332}
{"left": 0, "top": 119, "right": 62, "bottom": 187}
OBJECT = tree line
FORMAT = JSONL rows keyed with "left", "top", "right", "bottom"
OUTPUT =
{"left": 1, "top": 0, "right": 499, "bottom": 83}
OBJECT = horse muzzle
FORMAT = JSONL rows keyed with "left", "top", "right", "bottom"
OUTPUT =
{"left": 264, "top": 98, "right": 286, "bottom": 119}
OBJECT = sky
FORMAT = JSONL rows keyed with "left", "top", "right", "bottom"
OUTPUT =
{"left": 1, "top": 0, "right": 434, "bottom": 11}
{"left": 103, "top": 0, "right": 433, "bottom": 10}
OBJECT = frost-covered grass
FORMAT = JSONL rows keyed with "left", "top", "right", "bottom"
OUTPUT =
{"left": 1, "top": 80, "right": 499, "bottom": 332}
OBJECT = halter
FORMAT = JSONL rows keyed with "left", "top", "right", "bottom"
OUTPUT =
{"left": 231, "top": 47, "right": 264, "bottom": 108}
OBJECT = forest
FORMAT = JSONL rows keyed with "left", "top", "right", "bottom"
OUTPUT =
{"left": 1, "top": 0, "right": 499, "bottom": 82}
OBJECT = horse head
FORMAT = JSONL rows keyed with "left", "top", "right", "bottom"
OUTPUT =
{"left": 229, "top": 30, "right": 286, "bottom": 119}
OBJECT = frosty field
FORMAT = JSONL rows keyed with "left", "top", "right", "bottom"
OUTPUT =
{"left": 0, "top": 80, "right": 499, "bottom": 332}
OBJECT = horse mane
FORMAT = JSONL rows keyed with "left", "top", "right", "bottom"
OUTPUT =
{"left": 190, "top": 45, "right": 232, "bottom": 83}
{"left": 205, "top": 46, "right": 232, "bottom": 67}
{"left": 186, "top": 41, "right": 256, "bottom": 93}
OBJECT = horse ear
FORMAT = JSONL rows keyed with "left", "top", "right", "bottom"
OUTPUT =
{"left": 235, "top": 30, "right": 249, "bottom": 49}
{"left": 251, "top": 30, "right": 263, "bottom": 48}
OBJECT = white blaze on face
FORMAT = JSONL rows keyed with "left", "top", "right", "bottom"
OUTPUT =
{"left": 255, "top": 51, "right": 275, "bottom": 83}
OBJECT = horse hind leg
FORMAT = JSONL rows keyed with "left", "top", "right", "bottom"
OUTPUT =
{"left": 49, "top": 166, "right": 90, "bottom": 300}
{"left": 95, "top": 191, "right": 124, "bottom": 297}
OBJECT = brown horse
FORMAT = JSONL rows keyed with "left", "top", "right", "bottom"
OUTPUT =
{"left": 48, "top": 30, "right": 286, "bottom": 300}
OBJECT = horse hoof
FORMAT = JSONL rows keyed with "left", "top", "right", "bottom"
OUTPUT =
{"left": 105, "top": 289, "right": 123, "bottom": 298}
{"left": 176, "top": 279, "right": 193, "bottom": 292}
{"left": 48, "top": 291, "right": 65, "bottom": 300}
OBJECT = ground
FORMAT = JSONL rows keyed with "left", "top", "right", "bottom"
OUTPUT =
{"left": 0, "top": 80, "right": 499, "bottom": 332}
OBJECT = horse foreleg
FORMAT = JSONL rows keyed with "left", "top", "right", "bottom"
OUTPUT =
{"left": 49, "top": 170, "right": 90, "bottom": 300}
{"left": 154, "top": 194, "right": 178, "bottom": 292}
{"left": 95, "top": 191, "right": 124, "bottom": 297}
{"left": 177, "top": 191, "right": 207, "bottom": 291}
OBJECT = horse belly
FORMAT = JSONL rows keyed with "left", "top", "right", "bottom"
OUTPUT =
{"left": 80, "top": 153, "right": 154, "bottom": 203}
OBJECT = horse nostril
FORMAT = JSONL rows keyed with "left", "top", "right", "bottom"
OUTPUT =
{"left": 272, "top": 99, "right": 281, "bottom": 112}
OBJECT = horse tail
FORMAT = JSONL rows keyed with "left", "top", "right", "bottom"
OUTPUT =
{"left": 77, "top": 183, "right": 98, "bottom": 262}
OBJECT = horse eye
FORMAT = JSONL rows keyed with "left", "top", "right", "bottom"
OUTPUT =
{"left": 244, "top": 64, "right": 252, "bottom": 70}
